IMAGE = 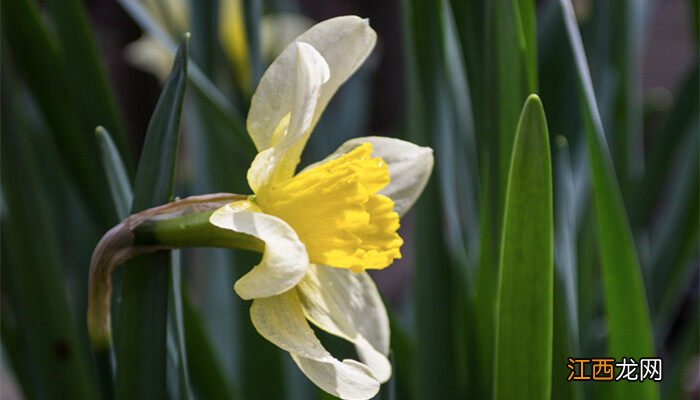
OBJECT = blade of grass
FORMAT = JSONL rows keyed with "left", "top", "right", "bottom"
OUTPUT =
{"left": 115, "top": 35, "right": 189, "bottom": 400}
{"left": 558, "top": 1, "right": 658, "bottom": 399}
{"left": 45, "top": 0, "right": 133, "bottom": 169}
{"left": 493, "top": 95, "right": 553, "bottom": 400}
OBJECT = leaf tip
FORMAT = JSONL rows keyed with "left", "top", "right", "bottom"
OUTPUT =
{"left": 524, "top": 93, "right": 543, "bottom": 110}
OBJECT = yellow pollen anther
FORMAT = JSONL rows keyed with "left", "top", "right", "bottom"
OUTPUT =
{"left": 253, "top": 143, "right": 403, "bottom": 272}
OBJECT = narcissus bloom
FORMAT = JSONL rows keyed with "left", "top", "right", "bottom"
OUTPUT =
{"left": 89, "top": 14, "right": 432, "bottom": 400}
{"left": 208, "top": 16, "right": 433, "bottom": 400}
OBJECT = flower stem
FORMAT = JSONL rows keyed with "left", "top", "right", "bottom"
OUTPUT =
{"left": 133, "top": 209, "right": 264, "bottom": 252}
{"left": 87, "top": 193, "right": 262, "bottom": 350}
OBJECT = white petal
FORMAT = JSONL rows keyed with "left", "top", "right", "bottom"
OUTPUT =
{"left": 248, "top": 16, "right": 377, "bottom": 151}
{"left": 286, "top": 42, "right": 330, "bottom": 148}
{"left": 246, "top": 42, "right": 329, "bottom": 192}
{"left": 304, "top": 136, "right": 434, "bottom": 217}
{"left": 251, "top": 291, "right": 380, "bottom": 400}
{"left": 296, "top": 265, "right": 392, "bottom": 382}
{"left": 209, "top": 201, "right": 308, "bottom": 299}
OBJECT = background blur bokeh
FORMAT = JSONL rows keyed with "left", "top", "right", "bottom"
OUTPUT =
{"left": 1, "top": 0, "right": 698, "bottom": 399}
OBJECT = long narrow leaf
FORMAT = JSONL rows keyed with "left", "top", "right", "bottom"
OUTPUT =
{"left": 558, "top": 2, "right": 658, "bottom": 399}
{"left": 115, "top": 35, "right": 189, "bottom": 400}
{"left": 402, "top": 1, "right": 461, "bottom": 398}
{"left": 632, "top": 60, "right": 699, "bottom": 225}
{"left": 517, "top": 0, "right": 538, "bottom": 92}
{"left": 1, "top": 76, "right": 100, "bottom": 400}
{"left": 554, "top": 136, "right": 579, "bottom": 348}
{"left": 98, "top": 126, "right": 210, "bottom": 400}
{"left": 182, "top": 291, "right": 241, "bottom": 400}
{"left": 117, "top": 0, "right": 255, "bottom": 160}
{"left": 0, "top": 0, "right": 117, "bottom": 226}
{"left": 494, "top": 0, "right": 537, "bottom": 196}
{"left": 96, "top": 127, "right": 134, "bottom": 221}
{"left": 45, "top": 0, "right": 132, "bottom": 169}
{"left": 494, "top": 95, "right": 553, "bottom": 400}
{"left": 168, "top": 252, "right": 193, "bottom": 400}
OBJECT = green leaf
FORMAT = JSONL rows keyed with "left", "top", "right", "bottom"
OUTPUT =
{"left": 558, "top": 2, "right": 658, "bottom": 399}
{"left": 96, "top": 127, "right": 134, "bottom": 220}
{"left": 517, "top": 0, "right": 538, "bottom": 92}
{"left": 168, "top": 252, "right": 193, "bottom": 400}
{"left": 494, "top": 0, "right": 537, "bottom": 199}
{"left": 402, "top": 1, "right": 463, "bottom": 398}
{"left": 0, "top": 0, "right": 117, "bottom": 226}
{"left": 44, "top": 0, "right": 133, "bottom": 170}
{"left": 94, "top": 126, "right": 133, "bottom": 398}
{"left": 551, "top": 279, "right": 583, "bottom": 400}
{"left": 115, "top": 35, "right": 189, "bottom": 400}
{"left": 388, "top": 315, "right": 415, "bottom": 400}
{"left": 189, "top": 0, "right": 217, "bottom": 75}
{"left": 117, "top": 0, "right": 256, "bottom": 160}
{"left": 1, "top": 75, "right": 100, "bottom": 400}
{"left": 553, "top": 136, "right": 579, "bottom": 349}
{"left": 632, "top": 61, "right": 699, "bottom": 225}
{"left": 493, "top": 95, "right": 553, "bottom": 400}
{"left": 650, "top": 130, "right": 698, "bottom": 339}
{"left": 182, "top": 291, "right": 241, "bottom": 400}
{"left": 98, "top": 127, "right": 197, "bottom": 400}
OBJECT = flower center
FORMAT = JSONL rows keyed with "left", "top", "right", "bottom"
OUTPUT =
{"left": 254, "top": 143, "right": 403, "bottom": 272}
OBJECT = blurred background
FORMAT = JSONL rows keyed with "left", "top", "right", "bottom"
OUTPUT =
{"left": 1, "top": 0, "right": 698, "bottom": 399}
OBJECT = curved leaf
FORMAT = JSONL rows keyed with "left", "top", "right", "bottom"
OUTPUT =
{"left": 115, "top": 35, "right": 189, "bottom": 400}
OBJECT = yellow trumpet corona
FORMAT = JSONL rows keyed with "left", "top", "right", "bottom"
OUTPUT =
{"left": 253, "top": 142, "right": 403, "bottom": 273}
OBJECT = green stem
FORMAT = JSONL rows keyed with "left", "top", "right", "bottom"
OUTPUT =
{"left": 87, "top": 193, "right": 262, "bottom": 350}
{"left": 133, "top": 210, "right": 264, "bottom": 252}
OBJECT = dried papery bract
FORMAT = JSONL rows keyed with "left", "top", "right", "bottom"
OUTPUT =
{"left": 87, "top": 193, "right": 252, "bottom": 349}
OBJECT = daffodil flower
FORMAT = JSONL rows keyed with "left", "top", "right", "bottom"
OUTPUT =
{"left": 125, "top": 0, "right": 312, "bottom": 91}
{"left": 88, "top": 15, "right": 432, "bottom": 400}
{"left": 204, "top": 16, "right": 433, "bottom": 399}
